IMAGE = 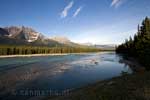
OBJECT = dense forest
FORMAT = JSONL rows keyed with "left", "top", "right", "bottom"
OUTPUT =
{"left": 116, "top": 17, "right": 150, "bottom": 69}
{"left": 0, "top": 45, "right": 100, "bottom": 55}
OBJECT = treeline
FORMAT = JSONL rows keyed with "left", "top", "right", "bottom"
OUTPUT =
{"left": 116, "top": 17, "right": 150, "bottom": 69}
{"left": 0, "top": 45, "right": 100, "bottom": 55}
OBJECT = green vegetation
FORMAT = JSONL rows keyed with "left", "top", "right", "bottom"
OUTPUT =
{"left": 0, "top": 45, "right": 100, "bottom": 55}
{"left": 116, "top": 17, "right": 150, "bottom": 70}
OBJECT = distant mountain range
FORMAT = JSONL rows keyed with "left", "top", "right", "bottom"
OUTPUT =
{"left": 81, "top": 42, "right": 116, "bottom": 50}
{"left": 0, "top": 26, "right": 115, "bottom": 50}
{"left": 93, "top": 44, "right": 116, "bottom": 50}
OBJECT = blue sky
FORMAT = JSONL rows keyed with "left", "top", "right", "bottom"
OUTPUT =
{"left": 0, "top": 0, "right": 150, "bottom": 44}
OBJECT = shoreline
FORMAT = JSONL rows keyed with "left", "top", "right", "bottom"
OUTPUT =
{"left": 0, "top": 52, "right": 105, "bottom": 58}
{"left": 119, "top": 56, "right": 145, "bottom": 72}
{"left": 0, "top": 53, "right": 69, "bottom": 58}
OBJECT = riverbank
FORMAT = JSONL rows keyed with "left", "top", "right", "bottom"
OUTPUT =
{"left": 49, "top": 71, "right": 150, "bottom": 100}
{"left": 0, "top": 53, "right": 69, "bottom": 58}
{"left": 0, "top": 53, "right": 95, "bottom": 58}
{"left": 0, "top": 52, "right": 113, "bottom": 58}
{"left": 119, "top": 56, "right": 145, "bottom": 72}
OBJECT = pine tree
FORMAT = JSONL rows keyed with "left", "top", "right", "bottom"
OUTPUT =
{"left": 116, "top": 17, "right": 150, "bottom": 70}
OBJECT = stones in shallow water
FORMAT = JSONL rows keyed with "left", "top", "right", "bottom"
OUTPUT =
{"left": 94, "top": 62, "right": 98, "bottom": 65}
{"left": 91, "top": 59, "right": 99, "bottom": 65}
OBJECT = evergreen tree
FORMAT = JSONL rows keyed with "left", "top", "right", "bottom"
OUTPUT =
{"left": 116, "top": 17, "right": 150, "bottom": 70}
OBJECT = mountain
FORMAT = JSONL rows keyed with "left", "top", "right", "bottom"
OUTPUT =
{"left": 4, "top": 26, "right": 40, "bottom": 42}
{"left": 50, "top": 36, "right": 71, "bottom": 44}
{"left": 0, "top": 26, "right": 64, "bottom": 46}
{"left": 0, "top": 28, "right": 9, "bottom": 36}
{"left": 0, "top": 26, "right": 82, "bottom": 47}
{"left": 50, "top": 36, "right": 83, "bottom": 47}
{"left": 81, "top": 43, "right": 116, "bottom": 50}
{"left": 80, "top": 42, "right": 94, "bottom": 46}
{"left": 94, "top": 44, "right": 116, "bottom": 50}
{"left": 0, "top": 26, "right": 114, "bottom": 50}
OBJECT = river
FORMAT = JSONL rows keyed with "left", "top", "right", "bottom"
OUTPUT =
{"left": 0, "top": 52, "right": 132, "bottom": 100}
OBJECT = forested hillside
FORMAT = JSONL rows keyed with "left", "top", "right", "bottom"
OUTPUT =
{"left": 116, "top": 17, "right": 150, "bottom": 69}
{"left": 0, "top": 45, "right": 100, "bottom": 55}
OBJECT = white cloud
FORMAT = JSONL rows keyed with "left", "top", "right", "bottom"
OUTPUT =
{"left": 60, "top": 1, "right": 74, "bottom": 18}
{"left": 111, "top": 0, "right": 123, "bottom": 8}
{"left": 73, "top": 6, "right": 83, "bottom": 18}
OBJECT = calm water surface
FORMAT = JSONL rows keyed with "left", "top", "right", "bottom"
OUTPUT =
{"left": 0, "top": 52, "right": 132, "bottom": 100}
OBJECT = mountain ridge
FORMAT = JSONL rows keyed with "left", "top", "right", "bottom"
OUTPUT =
{"left": 0, "top": 26, "right": 115, "bottom": 50}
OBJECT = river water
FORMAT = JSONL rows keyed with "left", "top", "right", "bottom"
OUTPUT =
{"left": 0, "top": 52, "right": 132, "bottom": 100}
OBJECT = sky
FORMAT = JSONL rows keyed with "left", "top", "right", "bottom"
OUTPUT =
{"left": 0, "top": 0, "right": 150, "bottom": 44}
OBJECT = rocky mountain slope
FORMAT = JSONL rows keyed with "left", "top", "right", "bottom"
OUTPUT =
{"left": 0, "top": 26, "right": 63, "bottom": 46}
{"left": 4, "top": 26, "right": 40, "bottom": 42}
